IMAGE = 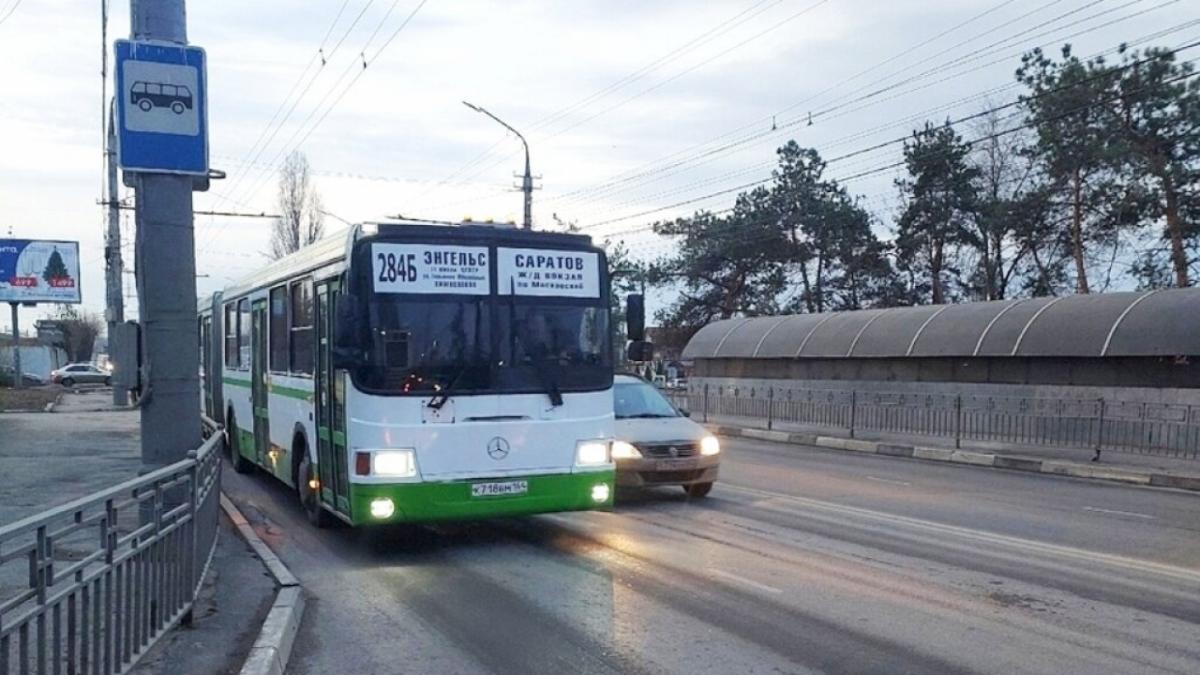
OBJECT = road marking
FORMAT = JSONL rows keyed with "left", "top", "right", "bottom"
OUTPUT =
{"left": 721, "top": 483, "right": 1200, "bottom": 586}
{"left": 865, "top": 476, "right": 911, "bottom": 486}
{"left": 708, "top": 567, "right": 782, "bottom": 594}
{"left": 1082, "top": 506, "right": 1155, "bottom": 520}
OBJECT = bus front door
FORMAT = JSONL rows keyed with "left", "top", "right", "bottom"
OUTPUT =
{"left": 316, "top": 281, "right": 350, "bottom": 517}
{"left": 251, "top": 300, "right": 270, "bottom": 468}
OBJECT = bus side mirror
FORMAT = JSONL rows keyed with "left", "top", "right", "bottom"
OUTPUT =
{"left": 626, "top": 294, "right": 645, "bottom": 342}
{"left": 627, "top": 340, "right": 654, "bottom": 363}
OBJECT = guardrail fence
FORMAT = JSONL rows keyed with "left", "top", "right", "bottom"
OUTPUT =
{"left": 0, "top": 430, "right": 222, "bottom": 675}
{"left": 666, "top": 385, "right": 1200, "bottom": 460}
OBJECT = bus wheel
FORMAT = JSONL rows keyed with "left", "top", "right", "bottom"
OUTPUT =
{"left": 138, "top": 99, "right": 152, "bottom": 112}
{"left": 297, "top": 454, "right": 331, "bottom": 528}
{"left": 226, "top": 413, "right": 253, "bottom": 474}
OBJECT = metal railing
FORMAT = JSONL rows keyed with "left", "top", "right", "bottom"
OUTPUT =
{"left": 666, "top": 384, "right": 1200, "bottom": 460}
{"left": 0, "top": 429, "right": 222, "bottom": 675}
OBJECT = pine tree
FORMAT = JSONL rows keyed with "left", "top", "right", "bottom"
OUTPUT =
{"left": 43, "top": 249, "right": 69, "bottom": 282}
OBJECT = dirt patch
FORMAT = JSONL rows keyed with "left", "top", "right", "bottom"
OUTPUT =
{"left": 0, "top": 386, "right": 61, "bottom": 412}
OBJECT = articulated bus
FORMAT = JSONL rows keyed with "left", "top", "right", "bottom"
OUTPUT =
{"left": 199, "top": 221, "right": 616, "bottom": 527}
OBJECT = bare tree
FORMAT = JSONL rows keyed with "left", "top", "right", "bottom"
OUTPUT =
{"left": 269, "top": 151, "right": 325, "bottom": 260}
{"left": 53, "top": 305, "right": 103, "bottom": 363}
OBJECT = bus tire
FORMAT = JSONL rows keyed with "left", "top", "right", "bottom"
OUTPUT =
{"left": 226, "top": 412, "right": 253, "bottom": 474}
{"left": 684, "top": 482, "right": 713, "bottom": 499}
{"left": 297, "top": 453, "right": 331, "bottom": 528}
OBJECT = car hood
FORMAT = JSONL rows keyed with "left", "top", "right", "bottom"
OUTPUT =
{"left": 614, "top": 416, "right": 710, "bottom": 444}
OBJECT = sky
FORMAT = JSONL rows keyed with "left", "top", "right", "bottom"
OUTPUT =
{"left": 2, "top": 0, "right": 1198, "bottom": 334}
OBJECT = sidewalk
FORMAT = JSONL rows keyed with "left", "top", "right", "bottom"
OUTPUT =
{"left": 0, "top": 391, "right": 275, "bottom": 675}
{"left": 706, "top": 414, "right": 1200, "bottom": 492}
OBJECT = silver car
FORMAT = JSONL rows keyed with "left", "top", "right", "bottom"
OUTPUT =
{"left": 50, "top": 363, "right": 111, "bottom": 387}
{"left": 612, "top": 374, "right": 721, "bottom": 497}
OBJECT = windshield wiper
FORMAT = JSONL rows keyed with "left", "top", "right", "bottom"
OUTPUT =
{"left": 427, "top": 364, "right": 472, "bottom": 410}
{"left": 531, "top": 358, "right": 564, "bottom": 408}
{"left": 618, "top": 413, "right": 675, "bottom": 419}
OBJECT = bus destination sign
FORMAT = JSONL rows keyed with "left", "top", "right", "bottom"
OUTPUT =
{"left": 497, "top": 248, "right": 600, "bottom": 298}
{"left": 372, "top": 243, "right": 490, "bottom": 295}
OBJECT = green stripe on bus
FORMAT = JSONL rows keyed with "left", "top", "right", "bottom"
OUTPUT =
{"left": 317, "top": 427, "right": 330, "bottom": 442}
{"left": 332, "top": 430, "right": 346, "bottom": 446}
{"left": 270, "top": 383, "right": 314, "bottom": 401}
{"left": 223, "top": 377, "right": 251, "bottom": 388}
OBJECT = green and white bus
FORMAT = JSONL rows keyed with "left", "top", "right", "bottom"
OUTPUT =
{"left": 199, "top": 221, "right": 616, "bottom": 527}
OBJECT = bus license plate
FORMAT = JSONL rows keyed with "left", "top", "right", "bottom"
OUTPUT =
{"left": 471, "top": 480, "right": 529, "bottom": 498}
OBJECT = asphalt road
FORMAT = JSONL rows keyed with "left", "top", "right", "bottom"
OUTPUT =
{"left": 222, "top": 436, "right": 1200, "bottom": 675}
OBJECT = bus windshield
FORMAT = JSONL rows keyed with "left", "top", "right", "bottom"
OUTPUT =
{"left": 352, "top": 296, "right": 611, "bottom": 395}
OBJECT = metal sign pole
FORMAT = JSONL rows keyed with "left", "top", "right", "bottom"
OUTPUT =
{"left": 8, "top": 302, "right": 20, "bottom": 390}
{"left": 129, "top": 0, "right": 201, "bottom": 470}
{"left": 106, "top": 108, "right": 128, "bottom": 407}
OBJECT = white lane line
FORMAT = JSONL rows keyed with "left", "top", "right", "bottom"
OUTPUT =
{"left": 1083, "top": 506, "right": 1156, "bottom": 520}
{"left": 721, "top": 483, "right": 1200, "bottom": 585}
{"left": 708, "top": 567, "right": 783, "bottom": 595}
{"left": 866, "top": 476, "right": 911, "bottom": 487}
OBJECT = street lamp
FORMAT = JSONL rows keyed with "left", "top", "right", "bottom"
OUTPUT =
{"left": 462, "top": 101, "right": 533, "bottom": 229}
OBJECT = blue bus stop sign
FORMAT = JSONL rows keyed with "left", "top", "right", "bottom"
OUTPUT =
{"left": 114, "top": 40, "right": 208, "bottom": 175}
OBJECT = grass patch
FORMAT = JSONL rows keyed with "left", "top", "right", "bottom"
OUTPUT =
{"left": 0, "top": 386, "right": 62, "bottom": 412}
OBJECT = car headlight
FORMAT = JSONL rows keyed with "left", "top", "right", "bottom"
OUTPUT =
{"left": 611, "top": 441, "right": 642, "bottom": 459}
{"left": 575, "top": 440, "right": 610, "bottom": 466}
{"left": 700, "top": 436, "right": 720, "bottom": 456}
{"left": 371, "top": 449, "right": 417, "bottom": 477}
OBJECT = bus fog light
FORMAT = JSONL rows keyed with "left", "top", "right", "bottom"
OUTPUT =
{"left": 369, "top": 498, "right": 395, "bottom": 519}
{"left": 591, "top": 484, "right": 610, "bottom": 503}
{"left": 576, "top": 440, "right": 610, "bottom": 466}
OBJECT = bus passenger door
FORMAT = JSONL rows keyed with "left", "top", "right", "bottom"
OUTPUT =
{"left": 251, "top": 300, "right": 270, "bottom": 466}
{"left": 316, "top": 281, "right": 350, "bottom": 516}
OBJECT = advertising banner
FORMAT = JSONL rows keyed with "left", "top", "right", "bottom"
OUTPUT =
{"left": 0, "top": 239, "right": 82, "bottom": 304}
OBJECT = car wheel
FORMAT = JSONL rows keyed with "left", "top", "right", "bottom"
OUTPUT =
{"left": 297, "top": 453, "right": 331, "bottom": 528}
{"left": 226, "top": 414, "right": 253, "bottom": 474}
{"left": 62, "top": 377, "right": 75, "bottom": 388}
{"left": 684, "top": 482, "right": 713, "bottom": 499}
{"left": 171, "top": 101, "right": 185, "bottom": 114}
{"left": 104, "top": 376, "right": 112, "bottom": 387}
{"left": 138, "top": 99, "right": 152, "bottom": 112}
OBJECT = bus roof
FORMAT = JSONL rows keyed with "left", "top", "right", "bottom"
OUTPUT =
{"left": 210, "top": 221, "right": 600, "bottom": 305}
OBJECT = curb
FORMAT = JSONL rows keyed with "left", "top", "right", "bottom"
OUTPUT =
{"left": 709, "top": 425, "right": 1200, "bottom": 493}
{"left": 221, "top": 494, "right": 305, "bottom": 675}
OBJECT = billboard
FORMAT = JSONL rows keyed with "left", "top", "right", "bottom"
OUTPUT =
{"left": 0, "top": 239, "right": 82, "bottom": 304}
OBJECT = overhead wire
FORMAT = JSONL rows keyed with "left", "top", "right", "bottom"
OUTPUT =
{"left": 553, "top": 0, "right": 1160, "bottom": 211}
{"left": 578, "top": 57, "right": 1200, "bottom": 235}
{"left": 416, "top": 0, "right": 795, "bottom": 199}
{"left": 558, "top": 2, "right": 1189, "bottom": 220}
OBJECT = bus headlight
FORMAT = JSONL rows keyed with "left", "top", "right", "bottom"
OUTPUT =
{"left": 700, "top": 436, "right": 721, "bottom": 456}
{"left": 575, "top": 440, "right": 610, "bottom": 466}
{"left": 611, "top": 441, "right": 642, "bottom": 459}
{"left": 371, "top": 449, "right": 417, "bottom": 477}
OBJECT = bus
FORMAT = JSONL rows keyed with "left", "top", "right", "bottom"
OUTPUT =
{"left": 199, "top": 221, "right": 617, "bottom": 527}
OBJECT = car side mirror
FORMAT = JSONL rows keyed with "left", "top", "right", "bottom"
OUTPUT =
{"left": 678, "top": 408, "right": 691, "bottom": 418}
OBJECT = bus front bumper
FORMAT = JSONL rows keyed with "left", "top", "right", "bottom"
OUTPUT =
{"left": 349, "top": 470, "right": 615, "bottom": 525}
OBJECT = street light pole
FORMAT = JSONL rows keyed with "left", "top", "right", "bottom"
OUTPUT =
{"left": 462, "top": 101, "right": 533, "bottom": 229}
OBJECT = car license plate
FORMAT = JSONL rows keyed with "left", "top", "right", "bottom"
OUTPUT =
{"left": 471, "top": 480, "right": 529, "bottom": 498}
{"left": 655, "top": 458, "right": 695, "bottom": 471}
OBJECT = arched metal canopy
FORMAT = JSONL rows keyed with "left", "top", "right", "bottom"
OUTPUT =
{"left": 682, "top": 289, "right": 1200, "bottom": 360}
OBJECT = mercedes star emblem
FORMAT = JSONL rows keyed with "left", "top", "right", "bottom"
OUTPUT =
{"left": 487, "top": 437, "right": 511, "bottom": 460}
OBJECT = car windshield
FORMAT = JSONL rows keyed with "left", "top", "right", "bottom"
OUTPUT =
{"left": 352, "top": 297, "right": 611, "bottom": 395}
{"left": 614, "top": 381, "right": 679, "bottom": 419}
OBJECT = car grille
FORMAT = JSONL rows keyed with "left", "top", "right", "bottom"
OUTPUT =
{"left": 642, "top": 470, "right": 705, "bottom": 483}
{"left": 638, "top": 442, "right": 698, "bottom": 458}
